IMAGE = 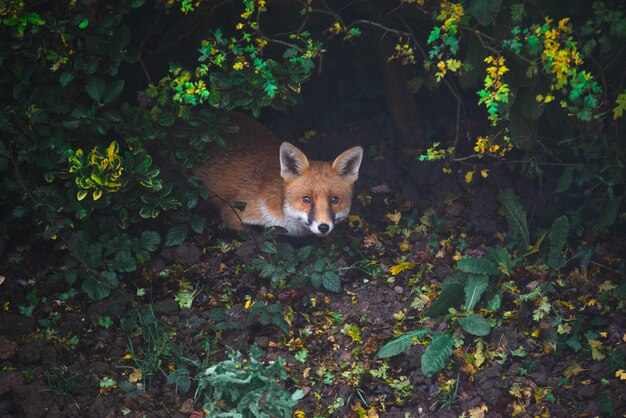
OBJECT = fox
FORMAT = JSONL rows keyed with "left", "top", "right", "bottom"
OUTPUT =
{"left": 193, "top": 113, "right": 363, "bottom": 237}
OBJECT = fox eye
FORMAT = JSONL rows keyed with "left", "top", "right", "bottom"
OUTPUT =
{"left": 330, "top": 196, "right": 339, "bottom": 204}
{"left": 302, "top": 196, "right": 312, "bottom": 204}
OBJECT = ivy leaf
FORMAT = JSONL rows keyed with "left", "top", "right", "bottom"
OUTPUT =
{"left": 421, "top": 333, "right": 454, "bottom": 377}
{"left": 377, "top": 329, "right": 430, "bottom": 358}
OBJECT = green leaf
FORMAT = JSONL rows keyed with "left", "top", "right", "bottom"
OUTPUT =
{"left": 458, "top": 315, "right": 491, "bottom": 336}
{"left": 190, "top": 215, "right": 205, "bottom": 234}
{"left": 103, "top": 80, "right": 125, "bottom": 104}
{"left": 591, "top": 196, "right": 623, "bottom": 234}
{"left": 547, "top": 215, "right": 569, "bottom": 269}
{"left": 486, "top": 290, "right": 502, "bottom": 310}
{"left": 113, "top": 249, "right": 136, "bottom": 272}
{"left": 464, "top": 275, "right": 489, "bottom": 312}
{"left": 556, "top": 166, "right": 574, "bottom": 193}
{"left": 457, "top": 257, "right": 499, "bottom": 276}
{"left": 60, "top": 72, "right": 74, "bottom": 87}
{"left": 165, "top": 224, "right": 187, "bottom": 247}
{"left": 322, "top": 271, "right": 341, "bottom": 293}
{"left": 260, "top": 241, "right": 277, "bottom": 254}
{"left": 82, "top": 272, "right": 117, "bottom": 300}
{"left": 427, "top": 272, "right": 466, "bottom": 317}
{"left": 467, "top": 0, "right": 503, "bottom": 26}
{"left": 85, "top": 76, "right": 106, "bottom": 103}
{"left": 421, "top": 333, "right": 454, "bottom": 377}
{"left": 377, "top": 329, "right": 430, "bottom": 358}
{"left": 500, "top": 188, "right": 530, "bottom": 248}
{"left": 78, "top": 18, "right": 89, "bottom": 29}
{"left": 272, "top": 314, "right": 291, "bottom": 336}
{"left": 427, "top": 27, "right": 441, "bottom": 44}
{"left": 141, "top": 231, "right": 161, "bottom": 252}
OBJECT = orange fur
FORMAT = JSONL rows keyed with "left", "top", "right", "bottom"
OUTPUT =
{"left": 193, "top": 113, "right": 363, "bottom": 236}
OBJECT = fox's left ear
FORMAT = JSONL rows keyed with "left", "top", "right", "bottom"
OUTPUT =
{"left": 332, "top": 146, "right": 363, "bottom": 183}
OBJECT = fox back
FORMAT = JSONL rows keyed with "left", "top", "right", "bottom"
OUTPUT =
{"left": 193, "top": 113, "right": 363, "bottom": 236}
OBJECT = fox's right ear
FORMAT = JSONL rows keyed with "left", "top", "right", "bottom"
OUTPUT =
{"left": 280, "top": 142, "right": 310, "bottom": 181}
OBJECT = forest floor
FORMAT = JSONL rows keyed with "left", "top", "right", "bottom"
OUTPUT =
{"left": 1, "top": 118, "right": 625, "bottom": 417}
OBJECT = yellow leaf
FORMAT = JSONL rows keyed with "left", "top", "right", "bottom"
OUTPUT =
{"left": 386, "top": 211, "right": 401, "bottom": 225}
{"left": 399, "top": 240, "right": 412, "bottom": 252}
{"left": 392, "top": 309, "right": 407, "bottom": 321}
{"left": 511, "top": 402, "right": 525, "bottom": 416}
{"left": 468, "top": 404, "right": 488, "bottom": 418}
{"left": 77, "top": 189, "right": 88, "bottom": 201}
{"left": 128, "top": 369, "right": 142, "bottom": 383}
{"left": 367, "top": 406, "right": 380, "bottom": 418}
{"left": 615, "top": 369, "right": 626, "bottom": 381}
{"left": 465, "top": 171, "right": 474, "bottom": 183}
{"left": 123, "top": 353, "right": 133, "bottom": 360}
{"left": 389, "top": 261, "right": 414, "bottom": 276}
{"left": 480, "top": 169, "right": 489, "bottom": 178}
{"left": 563, "top": 362, "right": 584, "bottom": 378}
{"left": 557, "top": 323, "right": 572, "bottom": 334}
{"left": 348, "top": 214, "right": 363, "bottom": 228}
{"left": 590, "top": 340, "right": 606, "bottom": 360}
{"left": 613, "top": 92, "right": 626, "bottom": 120}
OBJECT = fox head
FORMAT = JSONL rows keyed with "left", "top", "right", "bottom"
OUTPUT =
{"left": 279, "top": 142, "right": 363, "bottom": 237}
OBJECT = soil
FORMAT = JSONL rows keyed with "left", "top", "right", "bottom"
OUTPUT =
{"left": 1, "top": 119, "right": 625, "bottom": 417}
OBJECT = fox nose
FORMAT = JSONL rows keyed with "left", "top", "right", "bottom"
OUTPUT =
{"left": 318, "top": 224, "right": 330, "bottom": 234}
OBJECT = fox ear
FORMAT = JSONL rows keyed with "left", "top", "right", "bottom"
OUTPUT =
{"left": 280, "top": 142, "right": 310, "bottom": 181}
{"left": 332, "top": 146, "right": 363, "bottom": 182}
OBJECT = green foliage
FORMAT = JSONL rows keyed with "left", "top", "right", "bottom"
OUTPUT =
{"left": 457, "top": 314, "right": 491, "bottom": 336}
{"left": 122, "top": 305, "right": 192, "bottom": 394}
{"left": 376, "top": 329, "right": 430, "bottom": 359}
{"left": 248, "top": 241, "right": 342, "bottom": 292}
{"left": 426, "top": 272, "right": 465, "bottom": 317}
{"left": 547, "top": 215, "right": 569, "bottom": 269}
{"left": 247, "top": 302, "right": 291, "bottom": 336}
{"left": 421, "top": 333, "right": 454, "bottom": 378}
{"left": 0, "top": 1, "right": 320, "bottom": 300}
{"left": 463, "top": 275, "right": 489, "bottom": 312}
{"left": 194, "top": 346, "right": 304, "bottom": 417}
{"left": 457, "top": 257, "right": 499, "bottom": 276}
{"left": 500, "top": 189, "right": 530, "bottom": 248}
